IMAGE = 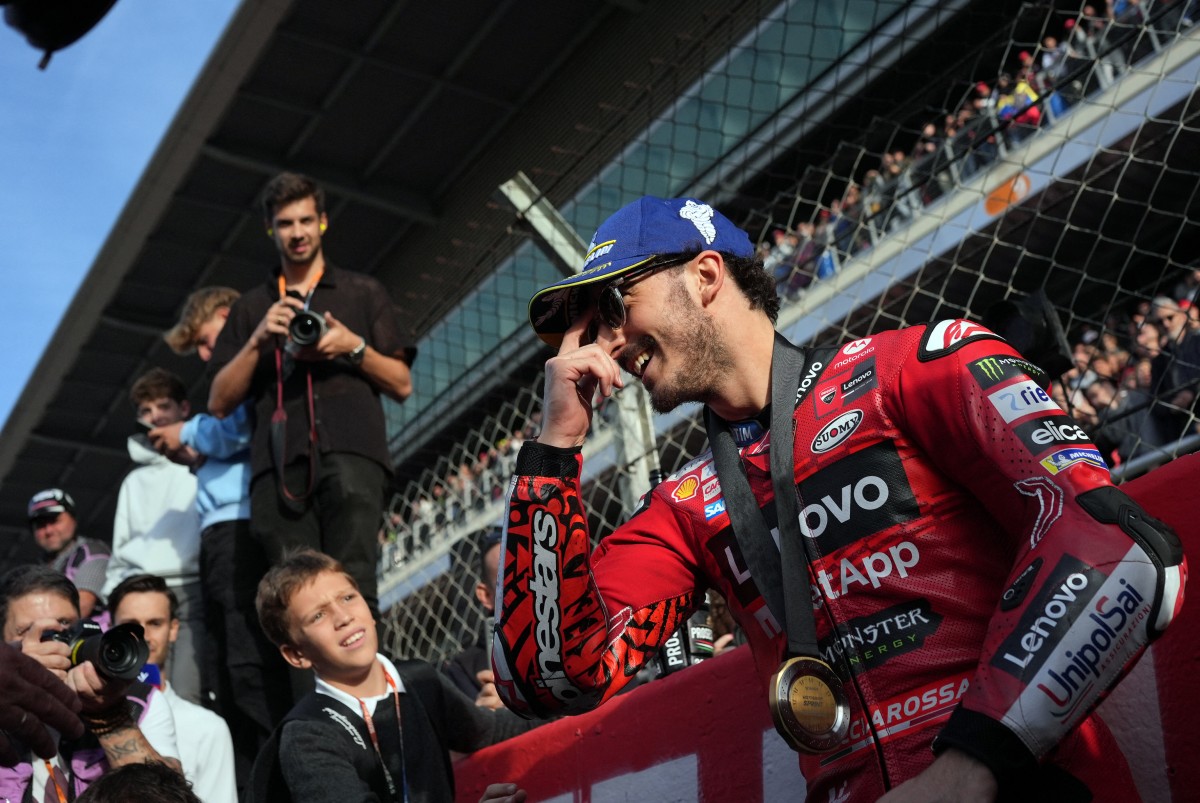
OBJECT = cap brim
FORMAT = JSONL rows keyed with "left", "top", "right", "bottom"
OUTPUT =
{"left": 527, "top": 253, "right": 659, "bottom": 347}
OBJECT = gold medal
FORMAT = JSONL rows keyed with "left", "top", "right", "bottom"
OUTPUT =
{"left": 768, "top": 656, "right": 850, "bottom": 753}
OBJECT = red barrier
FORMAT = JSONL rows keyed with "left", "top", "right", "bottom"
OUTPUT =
{"left": 456, "top": 455, "right": 1198, "bottom": 802}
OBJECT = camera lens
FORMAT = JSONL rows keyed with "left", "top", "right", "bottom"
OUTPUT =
{"left": 73, "top": 622, "right": 149, "bottom": 681}
{"left": 288, "top": 310, "right": 327, "bottom": 347}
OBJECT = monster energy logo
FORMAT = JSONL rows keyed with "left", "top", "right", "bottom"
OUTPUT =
{"left": 969, "top": 354, "right": 1041, "bottom": 389}
{"left": 977, "top": 358, "right": 1003, "bottom": 381}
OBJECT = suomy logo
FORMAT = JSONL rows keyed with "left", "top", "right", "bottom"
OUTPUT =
{"left": 811, "top": 410, "right": 863, "bottom": 454}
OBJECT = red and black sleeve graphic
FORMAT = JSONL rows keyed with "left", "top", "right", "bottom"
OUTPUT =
{"left": 491, "top": 446, "right": 700, "bottom": 718}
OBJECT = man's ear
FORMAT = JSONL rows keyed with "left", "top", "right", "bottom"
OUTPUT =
{"left": 216, "top": 307, "right": 231, "bottom": 322}
{"left": 279, "top": 642, "right": 312, "bottom": 671}
{"left": 168, "top": 618, "right": 180, "bottom": 645}
{"left": 694, "top": 250, "right": 725, "bottom": 307}
{"left": 180, "top": 400, "right": 191, "bottom": 418}
{"left": 474, "top": 581, "right": 493, "bottom": 611}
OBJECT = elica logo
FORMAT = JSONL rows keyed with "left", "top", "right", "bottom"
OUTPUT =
{"left": 811, "top": 410, "right": 863, "bottom": 454}
{"left": 987, "top": 379, "right": 1059, "bottom": 423}
{"left": 1014, "top": 416, "right": 1092, "bottom": 455}
{"left": 529, "top": 510, "right": 579, "bottom": 703}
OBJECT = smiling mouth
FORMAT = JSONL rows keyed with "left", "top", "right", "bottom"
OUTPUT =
{"left": 340, "top": 630, "right": 366, "bottom": 648}
{"left": 624, "top": 339, "right": 655, "bottom": 379}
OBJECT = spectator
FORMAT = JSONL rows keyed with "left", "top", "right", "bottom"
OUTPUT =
{"left": 157, "top": 286, "right": 293, "bottom": 783}
{"left": 1172, "top": 265, "right": 1200, "bottom": 306}
{"left": 1147, "top": 296, "right": 1200, "bottom": 425}
{"left": 26, "top": 488, "right": 110, "bottom": 619}
{"left": 103, "top": 368, "right": 204, "bottom": 705}
{"left": 208, "top": 172, "right": 416, "bottom": 617}
{"left": 248, "top": 549, "right": 527, "bottom": 802}
{"left": 0, "top": 566, "right": 181, "bottom": 800}
{"left": 110, "top": 574, "right": 236, "bottom": 803}
{"left": 0, "top": 640, "right": 84, "bottom": 767}
{"left": 76, "top": 761, "right": 201, "bottom": 803}
{"left": 442, "top": 527, "right": 503, "bottom": 703}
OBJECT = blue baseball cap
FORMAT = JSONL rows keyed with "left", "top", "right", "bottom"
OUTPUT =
{"left": 527, "top": 196, "right": 755, "bottom": 346}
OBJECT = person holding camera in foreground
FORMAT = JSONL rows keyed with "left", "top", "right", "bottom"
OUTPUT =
{"left": 110, "top": 574, "right": 236, "bottom": 802}
{"left": 0, "top": 565, "right": 181, "bottom": 799}
{"left": 491, "top": 196, "right": 1188, "bottom": 802}
{"left": 249, "top": 549, "right": 527, "bottom": 802}
{"left": 208, "top": 172, "right": 415, "bottom": 617}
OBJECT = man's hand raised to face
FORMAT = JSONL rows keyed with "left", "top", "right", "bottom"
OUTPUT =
{"left": 538, "top": 310, "right": 625, "bottom": 449}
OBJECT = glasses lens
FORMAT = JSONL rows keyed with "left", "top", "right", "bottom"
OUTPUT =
{"left": 597, "top": 286, "right": 626, "bottom": 331}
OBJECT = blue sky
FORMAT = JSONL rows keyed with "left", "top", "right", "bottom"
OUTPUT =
{"left": 0, "top": 0, "right": 240, "bottom": 432}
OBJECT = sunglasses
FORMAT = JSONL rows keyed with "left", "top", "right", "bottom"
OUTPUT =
{"left": 588, "top": 257, "right": 690, "bottom": 336}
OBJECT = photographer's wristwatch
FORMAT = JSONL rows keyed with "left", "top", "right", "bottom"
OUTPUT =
{"left": 347, "top": 338, "right": 367, "bottom": 366}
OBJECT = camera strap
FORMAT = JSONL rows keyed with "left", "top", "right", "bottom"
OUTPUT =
{"left": 270, "top": 266, "right": 325, "bottom": 509}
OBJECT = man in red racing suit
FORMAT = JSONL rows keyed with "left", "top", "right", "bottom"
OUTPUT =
{"left": 492, "top": 196, "right": 1187, "bottom": 802}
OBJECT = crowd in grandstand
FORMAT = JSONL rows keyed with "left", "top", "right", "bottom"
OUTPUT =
{"left": 1058, "top": 282, "right": 1200, "bottom": 467}
{"left": 762, "top": 1, "right": 1192, "bottom": 301}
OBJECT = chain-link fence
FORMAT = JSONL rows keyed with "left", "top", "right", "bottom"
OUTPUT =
{"left": 379, "top": 0, "right": 1200, "bottom": 669}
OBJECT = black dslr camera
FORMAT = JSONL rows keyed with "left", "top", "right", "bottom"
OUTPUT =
{"left": 288, "top": 310, "right": 328, "bottom": 348}
{"left": 40, "top": 621, "right": 149, "bottom": 682}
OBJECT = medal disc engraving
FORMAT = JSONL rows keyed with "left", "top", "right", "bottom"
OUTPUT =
{"left": 769, "top": 656, "right": 850, "bottom": 753}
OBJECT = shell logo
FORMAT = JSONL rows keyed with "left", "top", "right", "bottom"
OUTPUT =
{"left": 985, "top": 173, "right": 1031, "bottom": 216}
{"left": 673, "top": 475, "right": 699, "bottom": 502}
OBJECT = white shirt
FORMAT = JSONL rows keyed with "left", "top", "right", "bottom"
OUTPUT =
{"left": 314, "top": 653, "right": 407, "bottom": 718}
{"left": 162, "top": 683, "right": 237, "bottom": 803}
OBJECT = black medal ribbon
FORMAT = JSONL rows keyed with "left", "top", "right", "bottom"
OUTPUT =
{"left": 704, "top": 332, "right": 849, "bottom": 753}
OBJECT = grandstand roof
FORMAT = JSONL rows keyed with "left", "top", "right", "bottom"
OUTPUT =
{"left": 0, "top": 0, "right": 765, "bottom": 552}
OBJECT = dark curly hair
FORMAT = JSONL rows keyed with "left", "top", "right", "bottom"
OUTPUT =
{"left": 260, "top": 172, "right": 326, "bottom": 221}
{"left": 664, "top": 251, "right": 779, "bottom": 323}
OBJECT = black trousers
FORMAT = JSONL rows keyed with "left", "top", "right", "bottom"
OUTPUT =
{"left": 199, "top": 519, "right": 293, "bottom": 795}
{"left": 250, "top": 451, "right": 386, "bottom": 614}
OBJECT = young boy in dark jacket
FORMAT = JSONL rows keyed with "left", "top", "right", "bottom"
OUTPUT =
{"left": 249, "top": 549, "right": 527, "bottom": 803}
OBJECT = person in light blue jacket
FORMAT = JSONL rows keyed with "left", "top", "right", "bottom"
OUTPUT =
{"left": 157, "top": 287, "right": 293, "bottom": 795}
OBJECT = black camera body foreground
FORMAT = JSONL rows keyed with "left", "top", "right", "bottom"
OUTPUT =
{"left": 289, "top": 310, "right": 328, "bottom": 348}
{"left": 41, "top": 620, "right": 149, "bottom": 682}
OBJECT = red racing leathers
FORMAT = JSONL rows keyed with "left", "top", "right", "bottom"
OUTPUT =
{"left": 492, "top": 320, "right": 1187, "bottom": 802}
